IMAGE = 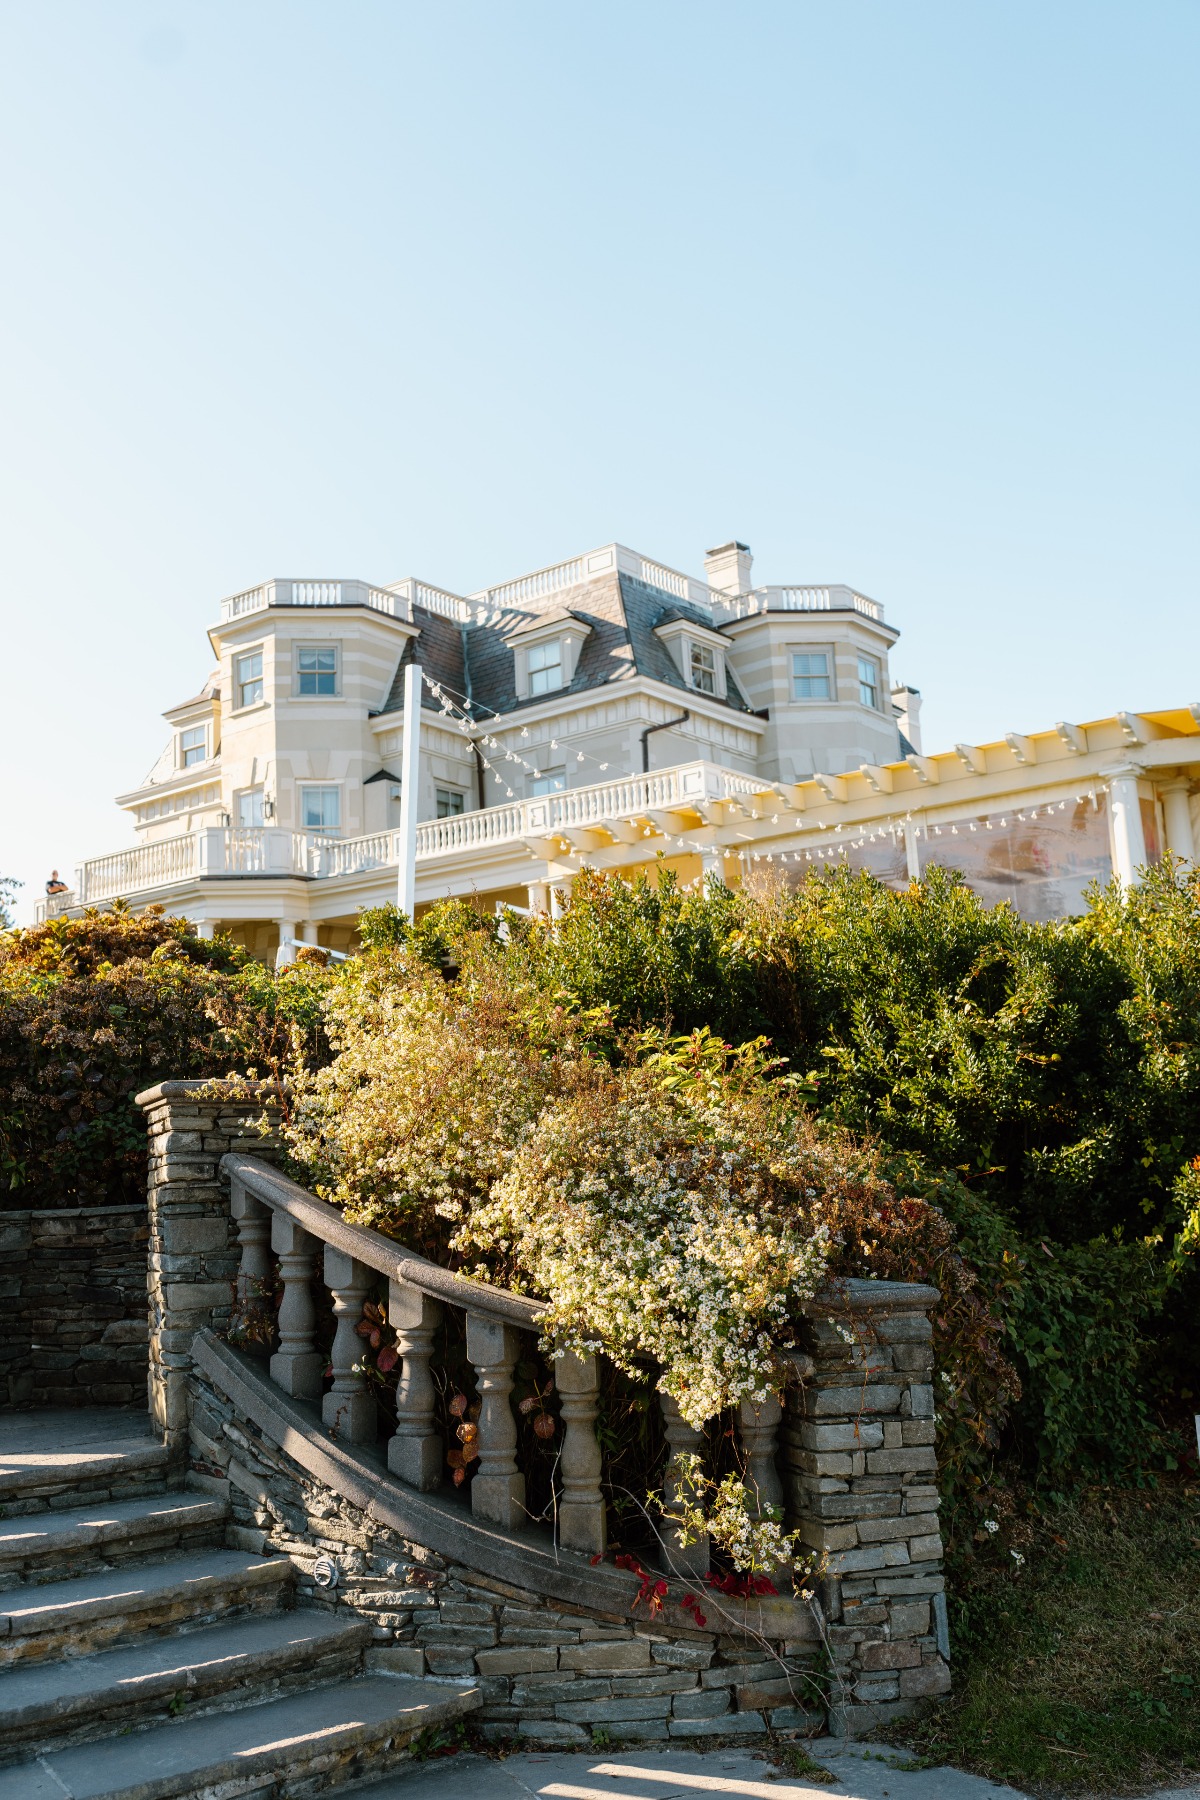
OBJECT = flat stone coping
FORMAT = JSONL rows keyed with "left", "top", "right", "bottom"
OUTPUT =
{"left": 343, "top": 1739, "right": 1031, "bottom": 1798}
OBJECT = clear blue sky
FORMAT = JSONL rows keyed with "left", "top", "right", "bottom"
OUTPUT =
{"left": 2, "top": 2, "right": 1197, "bottom": 923}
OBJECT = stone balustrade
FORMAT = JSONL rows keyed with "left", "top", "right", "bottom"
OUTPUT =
{"left": 137, "top": 1079, "right": 950, "bottom": 1738}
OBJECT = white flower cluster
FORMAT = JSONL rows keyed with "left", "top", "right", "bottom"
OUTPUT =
{"left": 669, "top": 1453, "right": 814, "bottom": 1579}
{"left": 459, "top": 1071, "right": 830, "bottom": 1428}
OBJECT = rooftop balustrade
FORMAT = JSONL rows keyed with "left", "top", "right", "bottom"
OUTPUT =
{"left": 216, "top": 550, "right": 885, "bottom": 632}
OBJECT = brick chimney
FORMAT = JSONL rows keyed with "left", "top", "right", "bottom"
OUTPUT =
{"left": 704, "top": 541, "right": 753, "bottom": 596}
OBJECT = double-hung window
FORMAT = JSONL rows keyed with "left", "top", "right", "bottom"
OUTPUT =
{"left": 531, "top": 767, "right": 566, "bottom": 796}
{"left": 235, "top": 649, "right": 264, "bottom": 709}
{"left": 436, "top": 788, "right": 465, "bottom": 818}
{"left": 689, "top": 642, "right": 717, "bottom": 694}
{"left": 792, "top": 652, "right": 831, "bottom": 700}
{"left": 179, "top": 726, "right": 207, "bottom": 768}
{"left": 299, "top": 785, "right": 340, "bottom": 832}
{"left": 528, "top": 640, "right": 563, "bottom": 696}
{"left": 857, "top": 655, "right": 880, "bottom": 709}
{"left": 297, "top": 645, "right": 338, "bottom": 696}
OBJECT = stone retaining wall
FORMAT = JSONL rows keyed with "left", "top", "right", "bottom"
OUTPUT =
{"left": 0, "top": 1204, "right": 149, "bottom": 1410}
{"left": 188, "top": 1363, "right": 826, "bottom": 1747}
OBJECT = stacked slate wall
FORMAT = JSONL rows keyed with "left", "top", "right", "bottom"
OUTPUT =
{"left": 783, "top": 1286, "right": 951, "bottom": 1732}
{"left": 0, "top": 1204, "right": 149, "bottom": 1410}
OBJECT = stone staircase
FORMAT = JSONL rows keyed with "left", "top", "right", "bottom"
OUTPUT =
{"left": 0, "top": 1412, "right": 480, "bottom": 1798}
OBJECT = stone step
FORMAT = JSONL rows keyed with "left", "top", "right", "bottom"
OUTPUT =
{"left": 0, "top": 1493, "right": 229, "bottom": 1587}
{"left": 0, "top": 1609, "right": 372, "bottom": 1762}
{"left": 0, "top": 1412, "right": 172, "bottom": 1519}
{"left": 0, "top": 1547, "right": 294, "bottom": 1667}
{"left": 3, "top": 1674, "right": 482, "bottom": 1799}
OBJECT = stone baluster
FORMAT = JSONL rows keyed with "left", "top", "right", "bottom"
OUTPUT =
{"left": 554, "top": 1350, "right": 606, "bottom": 1556}
{"left": 230, "top": 1178, "right": 273, "bottom": 1344}
{"left": 739, "top": 1392, "right": 787, "bottom": 1575}
{"left": 660, "top": 1391, "right": 710, "bottom": 1578}
{"left": 388, "top": 1279, "right": 443, "bottom": 1491}
{"left": 322, "top": 1247, "right": 376, "bottom": 1444}
{"left": 465, "top": 1314, "right": 525, "bottom": 1529}
{"left": 738, "top": 1392, "right": 785, "bottom": 1521}
{"left": 270, "top": 1213, "right": 324, "bottom": 1399}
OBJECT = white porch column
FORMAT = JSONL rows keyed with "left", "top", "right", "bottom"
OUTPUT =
{"left": 526, "top": 881, "right": 551, "bottom": 915}
{"left": 193, "top": 919, "right": 216, "bottom": 940}
{"left": 1105, "top": 765, "right": 1147, "bottom": 887}
{"left": 903, "top": 821, "right": 922, "bottom": 881}
{"left": 297, "top": 920, "right": 319, "bottom": 945}
{"left": 550, "top": 877, "right": 572, "bottom": 920}
{"left": 700, "top": 850, "right": 725, "bottom": 884}
{"left": 396, "top": 660, "right": 422, "bottom": 918}
{"left": 1161, "top": 781, "right": 1196, "bottom": 864}
{"left": 275, "top": 922, "right": 298, "bottom": 968}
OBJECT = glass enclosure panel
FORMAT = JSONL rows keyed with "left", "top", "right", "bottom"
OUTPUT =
{"left": 918, "top": 795, "right": 1111, "bottom": 921}
{"left": 776, "top": 823, "right": 910, "bottom": 892}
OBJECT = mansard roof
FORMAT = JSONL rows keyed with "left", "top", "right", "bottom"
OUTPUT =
{"left": 374, "top": 571, "right": 753, "bottom": 722}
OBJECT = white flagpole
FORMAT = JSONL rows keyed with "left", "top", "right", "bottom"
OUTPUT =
{"left": 397, "top": 660, "right": 421, "bottom": 917}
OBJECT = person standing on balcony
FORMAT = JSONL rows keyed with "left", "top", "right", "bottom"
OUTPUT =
{"left": 45, "top": 870, "right": 68, "bottom": 896}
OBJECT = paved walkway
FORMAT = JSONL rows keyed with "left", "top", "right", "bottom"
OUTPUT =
{"left": 351, "top": 1740, "right": 1032, "bottom": 1799}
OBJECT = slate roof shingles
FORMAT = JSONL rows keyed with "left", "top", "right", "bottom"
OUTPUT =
{"left": 374, "top": 571, "right": 755, "bottom": 722}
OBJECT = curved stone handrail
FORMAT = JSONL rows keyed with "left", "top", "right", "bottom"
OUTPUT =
{"left": 222, "top": 1152, "right": 546, "bottom": 1333}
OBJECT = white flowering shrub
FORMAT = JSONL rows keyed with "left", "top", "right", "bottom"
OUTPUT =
{"left": 283, "top": 938, "right": 901, "bottom": 1570}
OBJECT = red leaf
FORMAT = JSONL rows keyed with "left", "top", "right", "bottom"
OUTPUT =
{"left": 590, "top": 1555, "right": 603, "bottom": 1566}
{"left": 532, "top": 1413, "right": 557, "bottom": 1439}
{"left": 452, "top": 1466, "right": 467, "bottom": 1486}
{"left": 518, "top": 1397, "right": 538, "bottom": 1414}
{"left": 356, "top": 1321, "right": 374, "bottom": 1338}
{"left": 448, "top": 1393, "right": 468, "bottom": 1417}
{"left": 376, "top": 1345, "right": 398, "bottom": 1373}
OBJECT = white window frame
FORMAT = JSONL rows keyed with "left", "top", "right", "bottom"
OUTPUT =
{"left": 688, "top": 641, "right": 717, "bottom": 695}
{"left": 857, "top": 653, "right": 881, "bottom": 711}
{"left": 530, "top": 766, "right": 566, "bottom": 797}
{"left": 233, "top": 647, "right": 265, "bottom": 711}
{"left": 436, "top": 787, "right": 465, "bottom": 818}
{"left": 295, "top": 642, "right": 340, "bottom": 698}
{"left": 178, "top": 725, "right": 207, "bottom": 768}
{"left": 792, "top": 649, "right": 833, "bottom": 701}
{"left": 298, "top": 784, "right": 341, "bottom": 833}
{"left": 235, "top": 787, "right": 264, "bottom": 827}
{"left": 527, "top": 639, "right": 564, "bottom": 697}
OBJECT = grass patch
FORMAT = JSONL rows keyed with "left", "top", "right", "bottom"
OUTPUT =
{"left": 885, "top": 1484, "right": 1200, "bottom": 1796}
{"left": 773, "top": 1742, "right": 837, "bottom": 1782}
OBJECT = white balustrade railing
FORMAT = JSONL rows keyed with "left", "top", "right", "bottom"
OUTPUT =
{"left": 218, "top": 579, "right": 413, "bottom": 623}
{"left": 215, "top": 556, "right": 883, "bottom": 632}
{"left": 416, "top": 804, "right": 525, "bottom": 856}
{"left": 315, "top": 832, "right": 396, "bottom": 878}
{"left": 712, "top": 584, "right": 884, "bottom": 624}
{"left": 77, "top": 835, "right": 200, "bottom": 905}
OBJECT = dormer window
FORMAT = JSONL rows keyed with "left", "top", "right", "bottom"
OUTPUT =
{"left": 689, "top": 643, "right": 717, "bottom": 695}
{"left": 653, "top": 614, "right": 728, "bottom": 700}
{"left": 178, "top": 726, "right": 207, "bottom": 768}
{"left": 511, "top": 613, "right": 592, "bottom": 701}
{"left": 528, "top": 640, "right": 563, "bottom": 696}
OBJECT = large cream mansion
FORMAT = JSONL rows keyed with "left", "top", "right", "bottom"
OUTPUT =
{"left": 41, "top": 538, "right": 1200, "bottom": 956}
